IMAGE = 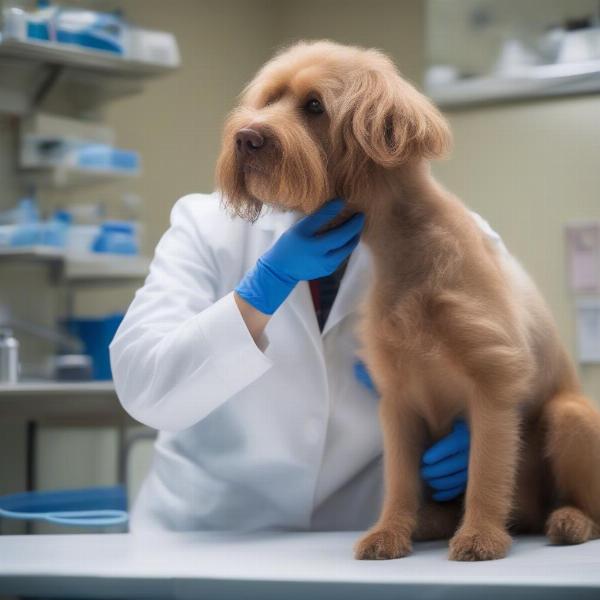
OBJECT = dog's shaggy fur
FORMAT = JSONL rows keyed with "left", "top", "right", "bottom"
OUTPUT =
{"left": 216, "top": 40, "right": 600, "bottom": 561}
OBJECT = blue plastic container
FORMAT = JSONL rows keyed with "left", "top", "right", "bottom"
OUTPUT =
{"left": 65, "top": 314, "right": 124, "bottom": 380}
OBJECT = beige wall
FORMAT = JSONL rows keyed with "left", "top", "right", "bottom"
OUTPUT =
{"left": 434, "top": 98, "right": 600, "bottom": 402}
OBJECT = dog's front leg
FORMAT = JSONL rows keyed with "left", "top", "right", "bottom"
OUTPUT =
{"left": 355, "top": 399, "right": 424, "bottom": 560}
{"left": 448, "top": 401, "right": 519, "bottom": 561}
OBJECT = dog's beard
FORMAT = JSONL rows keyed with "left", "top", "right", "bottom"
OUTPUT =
{"left": 216, "top": 108, "right": 330, "bottom": 221}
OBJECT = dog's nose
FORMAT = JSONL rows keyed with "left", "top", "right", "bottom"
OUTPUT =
{"left": 235, "top": 128, "right": 265, "bottom": 156}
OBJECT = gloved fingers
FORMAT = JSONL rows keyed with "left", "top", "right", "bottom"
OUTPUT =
{"left": 432, "top": 485, "right": 465, "bottom": 502}
{"left": 426, "top": 469, "right": 468, "bottom": 492}
{"left": 326, "top": 232, "right": 361, "bottom": 264}
{"left": 353, "top": 360, "right": 376, "bottom": 393}
{"left": 320, "top": 212, "right": 365, "bottom": 247}
{"left": 421, "top": 450, "right": 469, "bottom": 480}
{"left": 298, "top": 198, "right": 346, "bottom": 235}
{"left": 422, "top": 421, "right": 470, "bottom": 465}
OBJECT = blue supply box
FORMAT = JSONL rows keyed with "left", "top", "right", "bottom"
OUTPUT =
{"left": 65, "top": 314, "right": 123, "bottom": 380}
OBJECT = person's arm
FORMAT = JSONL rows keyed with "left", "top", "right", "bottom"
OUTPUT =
{"left": 110, "top": 196, "right": 274, "bottom": 432}
{"left": 234, "top": 292, "right": 270, "bottom": 344}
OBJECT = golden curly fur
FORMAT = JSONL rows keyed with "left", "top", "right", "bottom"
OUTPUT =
{"left": 216, "top": 40, "right": 600, "bottom": 561}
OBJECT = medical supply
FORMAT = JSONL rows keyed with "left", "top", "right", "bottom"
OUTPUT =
{"left": 4, "top": 4, "right": 127, "bottom": 55}
{"left": 21, "top": 135, "right": 140, "bottom": 176}
{"left": 0, "top": 192, "right": 39, "bottom": 225}
{"left": 2, "top": 5, "right": 180, "bottom": 67}
{"left": 52, "top": 353, "right": 93, "bottom": 381}
{"left": 236, "top": 199, "right": 364, "bottom": 314}
{"left": 66, "top": 314, "right": 123, "bottom": 380}
{"left": 127, "top": 26, "right": 180, "bottom": 67}
{"left": 0, "top": 328, "right": 19, "bottom": 384}
{"left": 0, "top": 485, "right": 128, "bottom": 527}
{"left": 92, "top": 221, "right": 138, "bottom": 255}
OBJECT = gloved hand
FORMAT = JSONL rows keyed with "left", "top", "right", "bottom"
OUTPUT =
{"left": 236, "top": 198, "right": 365, "bottom": 315}
{"left": 421, "top": 420, "right": 470, "bottom": 501}
{"left": 354, "top": 359, "right": 470, "bottom": 501}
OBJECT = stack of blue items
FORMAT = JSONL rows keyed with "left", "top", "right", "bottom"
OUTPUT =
{"left": 24, "top": 2, "right": 127, "bottom": 56}
{"left": 0, "top": 194, "right": 139, "bottom": 255}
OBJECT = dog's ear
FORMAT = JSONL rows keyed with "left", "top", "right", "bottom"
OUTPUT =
{"left": 335, "top": 65, "right": 451, "bottom": 168}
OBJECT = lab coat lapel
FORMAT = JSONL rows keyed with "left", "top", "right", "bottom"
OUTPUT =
{"left": 322, "top": 242, "right": 372, "bottom": 337}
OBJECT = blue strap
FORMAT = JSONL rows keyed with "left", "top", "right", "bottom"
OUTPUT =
{"left": 0, "top": 485, "right": 128, "bottom": 527}
{"left": 0, "top": 507, "right": 128, "bottom": 527}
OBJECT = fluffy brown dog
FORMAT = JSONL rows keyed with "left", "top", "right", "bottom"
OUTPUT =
{"left": 216, "top": 40, "right": 600, "bottom": 561}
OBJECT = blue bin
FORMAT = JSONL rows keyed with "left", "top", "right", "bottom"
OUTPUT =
{"left": 65, "top": 314, "right": 124, "bottom": 380}
{"left": 0, "top": 485, "right": 128, "bottom": 528}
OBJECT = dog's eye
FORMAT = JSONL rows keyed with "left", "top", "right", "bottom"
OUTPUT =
{"left": 304, "top": 98, "right": 324, "bottom": 115}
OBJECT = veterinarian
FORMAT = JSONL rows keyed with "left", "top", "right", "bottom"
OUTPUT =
{"left": 110, "top": 193, "right": 473, "bottom": 532}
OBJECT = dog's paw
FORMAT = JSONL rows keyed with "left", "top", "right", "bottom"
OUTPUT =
{"left": 448, "top": 525, "right": 511, "bottom": 561}
{"left": 354, "top": 527, "right": 412, "bottom": 560}
{"left": 546, "top": 507, "right": 596, "bottom": 545}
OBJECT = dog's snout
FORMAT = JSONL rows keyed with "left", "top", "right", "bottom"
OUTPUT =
{"left": 235, "top": 128, "right": 265, "bottom": 156}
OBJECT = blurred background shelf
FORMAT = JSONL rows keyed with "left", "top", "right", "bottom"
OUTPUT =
{"left": 0, "top": 247, "right": 150, "bottom": 282}
{"left": 0, "top": 380, "right": 115, "bottom": 397}
{"left": 0, "top": 380, "right": 130, "bottom": 422}
{"left": 0, "top": 245, "right": 62, "bottom": 262}
{"left": 0, "top": 36, "right": 177, "bottom": 77}
{"left": 64, "top": 254, "right": 150, "bottom": 282}
{"left": 21, "top": 164, "right": 139, "bottom": 188}
{"left": 428, "top": 60, "right": 600, "bottom": 109}
{"left": 0, "top": 36, "right": 178, "bottom": 115}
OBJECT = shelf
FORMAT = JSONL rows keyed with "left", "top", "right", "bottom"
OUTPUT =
{"left": 65, "top": 254, "right": 150, "bottom": 282}
{"left": 0, "top": 246, "right": 150, "bottom": 283}
{"left": 0, "top": 36, "right": 178, "bottom": 115}
{"left": 21, "top": 165, "right": 139, "bottom": 188}
{"left": 0, "top": 245, "right": 62, "bottom": 261}
{"left": 0, "top": 380, "right": 132, "bottom": 422}
{"left": 0, "top": 37, "right": 177, "bottom": 77}
{"left": 427, "top": 59, "right": 600, "bottom": 109}
{"left": 0, "top": 380, "right": 115, "bottom": 397}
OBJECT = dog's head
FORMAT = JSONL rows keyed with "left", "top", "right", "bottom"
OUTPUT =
{"left": 216, "top": 40, "right": 450, "bottom": 221}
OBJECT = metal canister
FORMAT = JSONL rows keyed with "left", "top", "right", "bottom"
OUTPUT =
{"left": 0, "top": 328, "right": 19, "bottom": 384}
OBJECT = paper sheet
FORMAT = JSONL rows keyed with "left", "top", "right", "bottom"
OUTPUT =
{"left": 576, "top": 297, "right": 600, "bottom": 364}
{"left": 565, "top": 221, "right": 600, "bottom": 293}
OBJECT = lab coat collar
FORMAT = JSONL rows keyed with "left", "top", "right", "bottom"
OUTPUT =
{"left": 322, "top": 242, "right": 372, "bottom": 336}
{"left": 286, "top": 242, "right": 372, "bottom": 351}
{"left": 257, "top": 207, "right": 372, "bottom": 340}
{"left": 256, "top": 207, "right": 299, "bottom": 237}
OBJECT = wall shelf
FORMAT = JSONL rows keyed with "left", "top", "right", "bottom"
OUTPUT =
{"left": 21, "top": 164, "right": 139, "bottom": 188}
{"left": 0, "top": 37, "right": 177, "bottom": 77}
{"left": 0, "top": 36, "right": 178, "bottom": 115}
{"left": 0, "top": 380, "right": 114, "bottom": 397}
{"left": 0, "top": 246, "right": 150, "bottom": 283}
{"left": 427, "top": 60, "right": 600, "bottom": 109}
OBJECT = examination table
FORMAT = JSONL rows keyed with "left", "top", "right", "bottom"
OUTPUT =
{"left": 0, "top": 531, "right": 599, "bottom": 599}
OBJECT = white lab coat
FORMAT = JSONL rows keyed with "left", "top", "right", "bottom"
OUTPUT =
{"left": 110, "top": 192, "right": 503, "bottom": 533}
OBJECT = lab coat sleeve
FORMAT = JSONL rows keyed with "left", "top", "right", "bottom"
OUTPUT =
{"left": 109, "top": 195, "right": 273, "bottom": 431}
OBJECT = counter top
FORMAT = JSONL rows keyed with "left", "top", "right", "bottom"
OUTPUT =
{"left": 0, "top": 531, "right": 598, "bottom": 599}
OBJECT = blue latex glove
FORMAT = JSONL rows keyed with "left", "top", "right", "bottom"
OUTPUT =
{"left": 236, "top": 198, "right": 364, "bottom": 315}
{"left": 353, "top": 360, "right": 377, "bottom": 394}
{"left": 354, "top": 359, "right": 470, "bottom": 501}
{"left": 421, "top": 420, "right": 470, "bottom": 501}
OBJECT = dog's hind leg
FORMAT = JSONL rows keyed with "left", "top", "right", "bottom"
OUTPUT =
{"left": 413, "top": 499, "right": 462, "bottom": 541}
{"left": 543, "top": 390, "right": 600, "bottom": 544}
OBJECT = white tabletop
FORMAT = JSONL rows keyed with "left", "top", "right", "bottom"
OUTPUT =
{"left": 0, "top": 532, "right": 599, "bottom": 599}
